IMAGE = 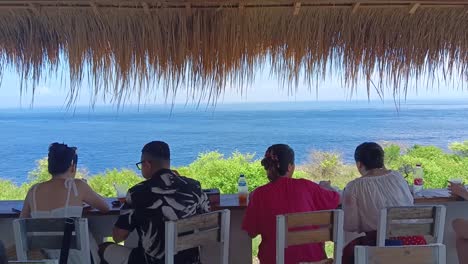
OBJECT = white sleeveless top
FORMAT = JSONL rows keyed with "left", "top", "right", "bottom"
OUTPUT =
{"left": 29, "top": 178, "right": 98, "bottom": 263}
{"left": 30, "top": 178, "right": 83, "bottom": 218}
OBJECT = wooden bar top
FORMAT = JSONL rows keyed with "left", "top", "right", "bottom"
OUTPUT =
{"left": 1, "top": 189, "right": 465, "bottom": 218}
{"left": 0, "top": 194, "right": 247, "bottom": 218}
{"left": 414, "top": 188, "right": 464, "bottom": 204}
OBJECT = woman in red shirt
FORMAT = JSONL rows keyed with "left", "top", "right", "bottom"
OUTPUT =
{"left": 242, "top": 144, "right": 340, "bottom": 264}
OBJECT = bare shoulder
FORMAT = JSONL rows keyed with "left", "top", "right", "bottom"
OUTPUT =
{"left": 74, "top": 178, "right": 87, "bottom": 186}
{"left": 28, "top": 182, "right": 43, "bottom": 192}
{"left": 74, "top": 179, "right": 92, "bottom": 192}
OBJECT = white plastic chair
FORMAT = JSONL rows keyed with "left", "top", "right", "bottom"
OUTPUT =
{"left": 355, "top": 244, "right": 446, "bottom": 264}
{"left": 277, "top": 209, "right": 344, "bottom": 264}
{"left": 13, "top": 218, "right": 90, "bottom": 264}
{"left": 377, "top": 205, "right": 446, "bottom": 246}
{"left": 164, "top": 210, "right": 230, "bottom": 264}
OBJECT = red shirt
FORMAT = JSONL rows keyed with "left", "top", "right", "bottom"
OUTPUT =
{"left": 242, "top": 177, "right": 340, "bottom": 264}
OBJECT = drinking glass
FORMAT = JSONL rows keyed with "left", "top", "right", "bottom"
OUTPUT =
{"left": 114, "top": 183, "right": 128, "bottom": 203}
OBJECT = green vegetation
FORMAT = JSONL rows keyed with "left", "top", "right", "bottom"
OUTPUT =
{"left": 1, "top": 141, "right": 468, "bottom": 260}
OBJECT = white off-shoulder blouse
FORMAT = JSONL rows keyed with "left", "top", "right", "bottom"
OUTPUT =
{"left": 342, "top": 170, "right": 413, "bottom": 233}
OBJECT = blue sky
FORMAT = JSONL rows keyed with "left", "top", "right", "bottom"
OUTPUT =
{"left": 0, "top": 66, "right": 467, "bottom": 108}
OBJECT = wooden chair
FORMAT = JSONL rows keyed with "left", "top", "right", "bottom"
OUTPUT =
{"left": 377, "top": 205, "right": 446, "bottom": 246}
{"left": 164, "top": 210, "right": 230, "bottom": 264}
{"left": 354, "top": 244, "right": 446, "bottom": 264}
{"left": 13, "top": 218, "right": 90, "bottom": 264}
{"left": 276, "top": 210, "right": 344, "bottom": 264}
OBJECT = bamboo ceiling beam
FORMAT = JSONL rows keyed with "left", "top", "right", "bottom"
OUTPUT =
{"left": 141, "top": 2, "right": 150, "bottom": 14}
{"left": 293, "top": 2, "right": 301, "bottom": 15}
{"left": 0, "top": 0, "right": 467, "bottom": 10}
{"left": 28, "top": 3, "right": 39, "bottom": 15}
{"left": 90, "top": 2, "right": 99, "bottom": 16}
{"left": 352, "top": 2, "right": 361, "bottom": 13}
{"left": 409, "top": 2, "right": 420, "bottom": 14}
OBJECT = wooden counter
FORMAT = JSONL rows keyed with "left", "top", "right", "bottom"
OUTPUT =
{"left": 413, "top": 188, "right": 463, "bottom": 204}
{"left": 0, "top": 194, "right": 251, "bottom": 264}
{"left": 1, "top": 189, "right": 465, "bottom": 264}
{"left": 0, "top": 194, "right": 247, "bottom": 218}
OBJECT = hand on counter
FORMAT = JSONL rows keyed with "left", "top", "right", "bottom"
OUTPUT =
{"left": 448, "top": 182, "right": 468, "bottom": 200}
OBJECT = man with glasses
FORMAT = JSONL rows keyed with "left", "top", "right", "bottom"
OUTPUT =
{"left": 99, "top": 141, "right": 210, "bottom": 264}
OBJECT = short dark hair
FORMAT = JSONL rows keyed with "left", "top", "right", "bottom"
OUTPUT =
{"left": 261, "top": 144, "right": 295, "bottom": 181}
{"left": 354, "top": 142, "right": 385, "bottom": 170}
{"left": 48, "top": 143, "right": 78, "bottom": 176}
{"left": 142, "top": 141, "right": 170, "bottom": 161}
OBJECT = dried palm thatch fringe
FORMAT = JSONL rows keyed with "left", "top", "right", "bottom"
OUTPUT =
{"left": 0, "top": 6, "right": 467, "bottom": 105}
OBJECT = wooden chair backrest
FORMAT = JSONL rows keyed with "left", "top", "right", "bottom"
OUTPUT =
{"left": 377, "top": 206, "right": 446, "bottom": 246}
{"left": 277, "top": 210, "right": 344, "bottom": 264}
{"left": 165, "top": 210, "right": 230, "bottom": 264}
{"left": 355, "top": 244, "right": 446, "bottom": 264}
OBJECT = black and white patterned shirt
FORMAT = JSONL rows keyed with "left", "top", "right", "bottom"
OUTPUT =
{"left": 115, "top": 169, "right": 210, "bottom": 264}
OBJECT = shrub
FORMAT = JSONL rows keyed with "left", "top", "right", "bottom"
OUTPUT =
{"left": 177, "top": 151, "right": 268, "bottom": 194}
{"left": 385, "top": 144, "right": 468, "bottom": 188}
{"left": 450, "top": 141, "right": 468, "bottom": 157}
{"left": 299, "top": 150, "right": 359, "bottom": 189}
{"left": 0, "top": 179, "right": 29, "bottom": 200}
{"left": 88, "top": 169, "right": 143, "bottom": 197}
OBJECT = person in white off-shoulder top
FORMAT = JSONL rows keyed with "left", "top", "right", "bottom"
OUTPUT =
{"left": 448, "top": 182, "right": 468, "bottom": 264}
{"left": 341, "top": 142, "right": 426, "bottom": 264}
{"left": 20, "top": 143, "right": 109, "bottom": 264}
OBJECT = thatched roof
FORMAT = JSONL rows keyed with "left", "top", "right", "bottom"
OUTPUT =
{"left": 0, "top": 0, "right": 467, "bottom": 104}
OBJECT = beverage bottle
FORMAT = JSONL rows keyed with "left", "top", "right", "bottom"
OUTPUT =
{"left": 413, "top": 164, "right": 424, "bottom": 195}
{"left": 238, "top": 174, "right": 248, "bottom": 205}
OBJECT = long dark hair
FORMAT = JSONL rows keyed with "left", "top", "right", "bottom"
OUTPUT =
{"left": 261, "top": 144, "right": 295, "bottom": 182}
{"left": 48, "top": 143, "right": 78, "bottom": 176}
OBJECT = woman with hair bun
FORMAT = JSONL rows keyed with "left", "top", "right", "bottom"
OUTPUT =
{"left": 20, "top": 143, "right": 109, "bottom": 263}
{"left": 242, "top": 144, "right": 340, "bottom": 264}
{"left": 341, "top": 142, "right": 426, "bottom": 264}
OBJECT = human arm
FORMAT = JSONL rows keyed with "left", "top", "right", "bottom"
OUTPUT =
{"left": 79, "top": 180, "right": 110, "bottom": 213}
{"left": 312, "top": 181, "right": 340, "bottom": 210}
{"left": 112, "top": 203, "right": 134, "bottom": 243}
{"left": 19, "top": 188, "right": 33, "bottom": 218}
{"left": 112, "top": 227, "right": 130, "bottom": 244}
{"left": 113, "top": 189, "right": 139, "bottom": 243}
{"left": 241, "top": 190, "right": 260, "bottom": 238}
{"left": 448, "top": 182, "right": 468, "bottom": 200}
{"left": 342, "top": 187, "right": 360, "bottom": 232}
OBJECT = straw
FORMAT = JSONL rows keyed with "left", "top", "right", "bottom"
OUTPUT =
{"left": 0, "top": 5, "right": 466, "bottom": 105}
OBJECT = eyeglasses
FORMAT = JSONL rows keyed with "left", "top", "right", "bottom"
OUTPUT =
{"left": 136, "top": 161, "right": 144, "bottom": 170}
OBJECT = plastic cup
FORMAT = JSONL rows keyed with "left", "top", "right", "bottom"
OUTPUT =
{"left": 114, "top": 183, "right": 128, "bottom": 203}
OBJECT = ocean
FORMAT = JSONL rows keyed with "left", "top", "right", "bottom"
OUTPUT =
{"left": 1, "top": 100, "right": 467, "bottom": 184}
